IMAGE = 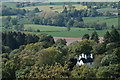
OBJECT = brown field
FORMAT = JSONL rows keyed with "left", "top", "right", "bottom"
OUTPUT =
{"left": 54, "top": 37, "right": 104, "bottom": 45}
{"left": 19, "top": 4, "right": 87, "bottom": 13}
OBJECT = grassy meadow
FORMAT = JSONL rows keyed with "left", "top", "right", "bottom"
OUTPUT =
{"left": 83, "top": 16, "right": 118, "bottom": 27}
{"left": 24, "top": 24, "right": 109, "bottom": 38}
{"left": 97, "top": 8, "right": 118, "bottom": 13}
{"left": 20, "top": 4, "right": 87, "bottom": 12}
{"left": 2, "top": 2, "right": 17, "bottom": 8}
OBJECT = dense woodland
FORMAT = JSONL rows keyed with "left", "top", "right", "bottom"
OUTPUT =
{"left": 2, "top": 28, "right": 120, "bottom": 79}
{"left": 1, "top": 2, "right": 120, "bottom": 80}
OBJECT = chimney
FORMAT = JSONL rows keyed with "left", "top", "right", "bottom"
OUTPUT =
{"left": 79, "top": 55, "right": 81, "bottom": 60}
{"left": 91, "top": 54, "right": 93, "bottom": 58}
{"left": 85, "top": 54, "right": 87, "bottom": 59}
{"left": 82, "top": 53, "right": 84, "bottom": 58}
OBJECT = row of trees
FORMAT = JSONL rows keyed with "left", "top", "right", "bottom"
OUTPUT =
{"left": 16, "top": 2, "right": 118, "bottom": 9}
{"left": 3, "top": 15, "right": 108, "bottom": 32}
{"left": 2, "top": 6, "right": 40, "bottom": 16}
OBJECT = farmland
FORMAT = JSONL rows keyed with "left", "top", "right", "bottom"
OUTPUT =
{"left": 2, "top": 2, "right": 119, "bottom": 38}
{"left": 24, "top": 24, "right": 109, "bottom": 38}
{"left": 97, "top": 8, "right": 118, "bottom": 13}
{"left": 2, "top": 24, "right": 110, "bottom": 38}
{"left": 20, "top": 4, "right": 87, "bottom": 12}
{"left": 83, "top": 16, "right": 118, "bottom": 27}
{"left": 2, "top": 2, "right": 17, "bottom": 8}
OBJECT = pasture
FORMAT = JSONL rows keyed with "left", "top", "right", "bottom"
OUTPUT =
{"left": 97, "top": 8, "right": 118, "bottom": 13}
{"left": 2, "top": 2, "right": 16, "bottom": 8}
{"left": 20, "top": 4, "right": 87, "bottom": 13}
{"left": 24, "top": 24, "right": 109, "bottom": 38}
{"left": 24, "top": 24, "right": 81, "bottom": 31}
{"left": 83, "top": 16, "right": 118, "bottom": 27}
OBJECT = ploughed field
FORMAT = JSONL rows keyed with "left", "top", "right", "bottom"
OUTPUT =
{"left": 54, "top": 37, "right": 104, "bottom": 45}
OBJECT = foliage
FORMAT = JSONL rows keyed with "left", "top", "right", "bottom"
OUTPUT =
{"left": 91, "top": 31, "right": 99, "bottom": 43}
{"left": 71, "top": 65, "right": 96, "bottom": 78}
{"left": 2, "top": 60, "right": 16, "bottom": 79}
{"left": 28, "top": 63, "right": 70, "bottom": 78}
{"left": 96, "top": 64, "right": 120, "bottom": 78}
{"left": 69, "top": 39, "right": 96, "bottom": 56}
{"left": 92, "top": 43, "right": 106, "bottom": 55}
{"left": 101, "top": 54, "right": 119, "bottom": 66}
{"left": 55, "top": 39, "right": 67, "bottom": 45}
{"left": 35, "top": 47, "right": 66, "bottom": 65}
{"left": 82, "top": 34, "right": 90, "bottom": 40}
{"left": 110, "top": 28, "right": 120, "bottom": 42}
{"left": 93, "top": 54, "right": 105, "bottom": 68}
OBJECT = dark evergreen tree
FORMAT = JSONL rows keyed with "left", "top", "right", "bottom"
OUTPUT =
{"left": 104, "top": 31, "right": 111, "bottom": 44}
{"left": 33, "top": 8, "right": 40, "bottom": 13}
{"left": 82, "top": 34, "right": 90, "bottom": 40}
{"left": 110, "top": 28, "right": 120, "bottom": 42}
{"left": 91, "top": 31, "right": 99, "bottom": 43}
{"left": 62, "top": 7, "right": 68, "bottom": 13}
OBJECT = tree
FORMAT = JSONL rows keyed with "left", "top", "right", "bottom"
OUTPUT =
{"left": 35, "top": 47, "right": 65, "bottom": 65}
{"left": 96, "top": 64, "right": 120, "bottom": 78}
{"left": 91, "top": 31, "right": 99, "bottom": 43}
{"left": 10, "top": 18, "right": 18, "bottom": 25}
{"left": 110, "top": 28, "right": 120, "bottom": 42}
{"left": 73, "top": 39, "right": 95, "bottom": 55}
{"left": 71, "top": 65, "right": 96, "bottom": 78}
{"left": 33, "top": 8, "right": 40, "bottom": 13}
{"left": 62, "top": 7, "right": 68, "bottom": 13}
{"left": 92, "top": 43, "right": 106, "bottom": 55}
{"left": 103, "top": 11, "right": 111, "bottom": 16}
{"left": 28, "top": 63, "right": 69, "bottom": 78}
{"left": 113, "top": 47, "right": 120, "bottom": 58}
{"left": 82, "top": 34, "right": 90, "bottom": 40}
{"left": 2, "top": 60, "right": 16, "bottom": 79}
{"left": 76, "top": 16, "right": 83, "bottom": 22}
{"left": 93, "top": 54, "right": 105, "bottom": 68}
{"left": 101, "top": 54, "right": 119, "bottom": 66}
{"left": 55, "top": 39, "right": 67, "bottom": 45}
{"left": 52, "top": 14, "right": 65, "bottom": 26}
{"left": 6, "top": 16, "right": 11, "bottom": 21}
{"left": 14, "top": 24, "right": 24, "bottom": 31}
{"left": 104, "top": 31, "right": 111, "bottom": 44}
{"left": 66, "top": 19, "right": 74, "bottom": 31}
{"left": 39, "top": 34, "right": 55, "bottom": 46}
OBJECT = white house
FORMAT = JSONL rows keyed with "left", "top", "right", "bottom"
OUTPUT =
{"left": 76, "top": 53, "right": 93, "bottom": 67}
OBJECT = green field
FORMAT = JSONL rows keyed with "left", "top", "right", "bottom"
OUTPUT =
{"left": 83, "top": 16, "right": 118, "bottom": 27}
{"left": 23, "top": 2, "right": 79, "bottom": 7}
{"left": 37, "top": 30, "right": 109, "bottom": 38}
{"left": 20, "top": 4, "right": 87, "bottom": 13}
{"left": 97, "top": 8, "right": 118, "bottom": 13}
{"left": 2, "top": 2, "right": 16, "bottom": 8}
{"left": 24, "top": 24, "right": 81, "bottom": 31}
{"left": 1, "top": 16, "right": 17, "bottom": 18}
{"left": 3, "top": 23, "right": 118, "bottom": 38}
{"left": 23, "top": 24, "right": 109, "bottom": 38}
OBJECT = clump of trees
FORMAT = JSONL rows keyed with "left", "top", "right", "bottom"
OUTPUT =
{"left": 2, "top": 31, "right": 54, "bottom": 53}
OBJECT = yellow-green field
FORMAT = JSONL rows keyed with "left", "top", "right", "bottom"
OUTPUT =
{"left": 20, "top": 4, "right": 87, "bottom": 12}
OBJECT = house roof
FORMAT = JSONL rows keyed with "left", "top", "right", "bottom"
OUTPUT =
{"left": 79, "top": 58, "right": 93, "bottom": 63}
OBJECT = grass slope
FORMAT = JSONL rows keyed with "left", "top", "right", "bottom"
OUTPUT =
{"left": 20, "top": 4, "right": 87, "bottom": 12}
{"left": 2, "top": 2, "right": 16, "bottom": 8}
{"left": 24, "top": 24, "right": 109, "bottom": 38}
{"left": 97, "top": 8, "right": 118, "bottom": 13}
{"left": 83, "top": 16, "right": 118, "bottom": 27}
